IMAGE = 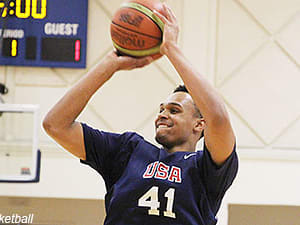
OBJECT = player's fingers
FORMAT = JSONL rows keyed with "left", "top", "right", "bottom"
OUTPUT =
{"left": 120, "top": 55, "right": 151, "bottom": 69}
{"left": 153, "top": 9, "right": 169, "bottom": 25}
{"left": 162, "top": 3, "right": 172, "bottom": 21}
{"left": 115, "top": 55, "right": 134, "bottom": 69}
{"left": 135, "top": 56, "right": 153, "bottom": 68}
{"left": 106, "top": 50, "right": 117, "bottom": 58}
{"left": 164, "top": 4, "right": 177, "bottom": 23}
{"left": 118, "top": 54, "right": 133, "bottom": 62}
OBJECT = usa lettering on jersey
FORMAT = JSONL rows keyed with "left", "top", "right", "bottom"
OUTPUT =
{"left": 143, "top": 161, "right": 182, "bottom": 183}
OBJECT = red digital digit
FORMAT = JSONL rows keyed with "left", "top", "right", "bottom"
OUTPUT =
{"left": 75, "top": 40, "right": 80, "bottom": 61}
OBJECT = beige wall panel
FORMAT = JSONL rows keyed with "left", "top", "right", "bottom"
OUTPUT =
{"left": 153, "top": 57, "right": 182, "bottom": 85}
{"left": 52, "top": 67, "right": 86, "bottom": 86}
{"left": 89, "top": 65, "right": 175, "bottom": 132}
{"left": 240, "top": 0, "right": 300, "bottom": 33}
{"left": 14, "top": 86, "right": 67, "bottom": 107}
{"left": 138, "top": 113, "right": 158, "bottom": 146}
{"left": 216, "top": 0, "right": 300, "bottom": 153}
{"left": 164, "top": 0, "right": 183, "bottom": 13}
{"left": 221, "top": 42, "right": 300, "bottom": 144}
{"left": 1, "top": 67, "right": 16, "bottom": 103}
{"left": 229, "top": 159, "right": 300, "bottom": 205}
{"left": 273, "top": 119, "right": 300, "bottom": 149}
{"left": 14, "top": 67, "right": 67, "bottom": 86}
{"left": 99, "top": 0, "right": 125, "bottom": 15}
{"left": 222, "top": 44, "right": 300, "bottom": 142}
{"left": 78, "top": 105, "right": 114, "bottom": 131}
{"left": 182, "top": 0, "right": 209, "bottom": 74}
{"left": 277, "top": 13, "right": 300, "bottom": 64}
{"left": 227, "top": 107, "right": 265, "bottom": 147}
{"left": 217, "top": 0, "right": 267, "bottom": 85}
{"left": 164, "top": 0, "right": 184, "bottom": 45}
{"left": 85, "top": 0, "right": 113, "bottom": 68}
{"left": 102, "top": 0, "right": 183, "bottom": 18}
{"left": 0, "top": 67, "right": 6, "bottom": 83}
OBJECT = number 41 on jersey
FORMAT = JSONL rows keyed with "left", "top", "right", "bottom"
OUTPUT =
{"left": 138, "top": 186, "right": 176, "bottom": 218}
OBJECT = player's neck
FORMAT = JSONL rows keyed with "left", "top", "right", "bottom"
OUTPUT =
{"left": 165, "top": 142, "right": 196, "bottom": 153}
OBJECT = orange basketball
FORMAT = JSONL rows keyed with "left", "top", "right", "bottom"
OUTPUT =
{"left": 110, "top": 0, "right": 164, "bottom": 58}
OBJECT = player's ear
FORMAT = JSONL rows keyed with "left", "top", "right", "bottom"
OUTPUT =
{"left": 193, "top": 118, "right": 205, "bottom": 134}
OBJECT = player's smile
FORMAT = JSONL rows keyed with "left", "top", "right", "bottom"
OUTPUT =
{"left": 156, "top": 121, "right": 173, "bottom": 129}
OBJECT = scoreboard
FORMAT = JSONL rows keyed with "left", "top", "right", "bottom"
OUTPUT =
{"left": 0, "top": 0, "right": 88, "bottom": 68}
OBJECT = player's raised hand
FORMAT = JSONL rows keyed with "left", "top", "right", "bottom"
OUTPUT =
{"left": 153, "top": 3, "right": 179, "bottom": 55}
{"left": 104, "top": 51, "right": 153, "bottom": 72}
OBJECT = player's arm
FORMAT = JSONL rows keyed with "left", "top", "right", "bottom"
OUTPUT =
{"left": 154, "top": 4, "right": 235, "bottom": 166}
{"left": 43, "top": 52, "right": 152, "bottom": 160}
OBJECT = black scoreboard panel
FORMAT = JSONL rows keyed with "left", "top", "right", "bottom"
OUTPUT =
{"left": 0, "top": 0, "right": 88, "bottom": 68}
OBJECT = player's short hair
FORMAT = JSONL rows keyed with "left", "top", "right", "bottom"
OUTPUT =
{"left": 173, "top": 85, "right": 202, "bottom": 118}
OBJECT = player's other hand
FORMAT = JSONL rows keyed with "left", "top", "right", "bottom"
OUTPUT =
{"left": 104, "top": 51, "right": 153, "bottom": 72}
{"left": 153, "top": 3, "right": 179, "bottom": 55}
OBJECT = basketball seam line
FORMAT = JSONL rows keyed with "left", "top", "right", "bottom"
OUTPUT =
{"left": 112, "top": 41, "right": 160, "bottom": 56}
{"left": 126, "top": 3, "right": 163, "bottom": 32}
{"left": 112, "top": 40, "right": 160, "bottom": 51}
{"left": 111, "top": 21, "right": 162, "bottom": 41}
{"left": 120, "top": 2, "right": 164, "bottom": 32}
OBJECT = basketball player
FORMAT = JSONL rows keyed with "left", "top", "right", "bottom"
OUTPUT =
{"left": 43, "top": 3, "right": 238, "bottom": 225}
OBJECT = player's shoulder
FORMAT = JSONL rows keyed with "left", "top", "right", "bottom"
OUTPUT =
{"left": 81, "top": 123, "right": 142, "bottom": 141}
{"left": 122, "top": 131, "right": 144, "bottom": 142}
{"left": 121, "top": 131, "right": 157, "bottom": 150}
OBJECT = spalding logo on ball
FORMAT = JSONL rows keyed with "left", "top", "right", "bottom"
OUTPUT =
{"left": 110, "top": 0, "right": 164, "bottom": 57}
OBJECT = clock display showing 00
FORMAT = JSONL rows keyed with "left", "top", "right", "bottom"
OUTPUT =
{"left": 0, "top": 0, "right": 46, "bottom": 19}
{"left": 0, "top": 0, "right": 88, "bottom": 68}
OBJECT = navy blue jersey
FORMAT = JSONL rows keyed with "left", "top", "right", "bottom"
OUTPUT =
{"left": 80, "top": 123, "right": 238, "bottom": 225}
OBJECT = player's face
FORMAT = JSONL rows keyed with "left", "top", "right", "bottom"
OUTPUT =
{"left": 155, "top": 92, "right": 199, "bottom": 149}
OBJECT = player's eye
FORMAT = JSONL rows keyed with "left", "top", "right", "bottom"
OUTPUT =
{"left": 170, "top": 108, "right": 179, "bottom": 114}
{"left": 159, "top": 108, "right": 164, "bottom": 113}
